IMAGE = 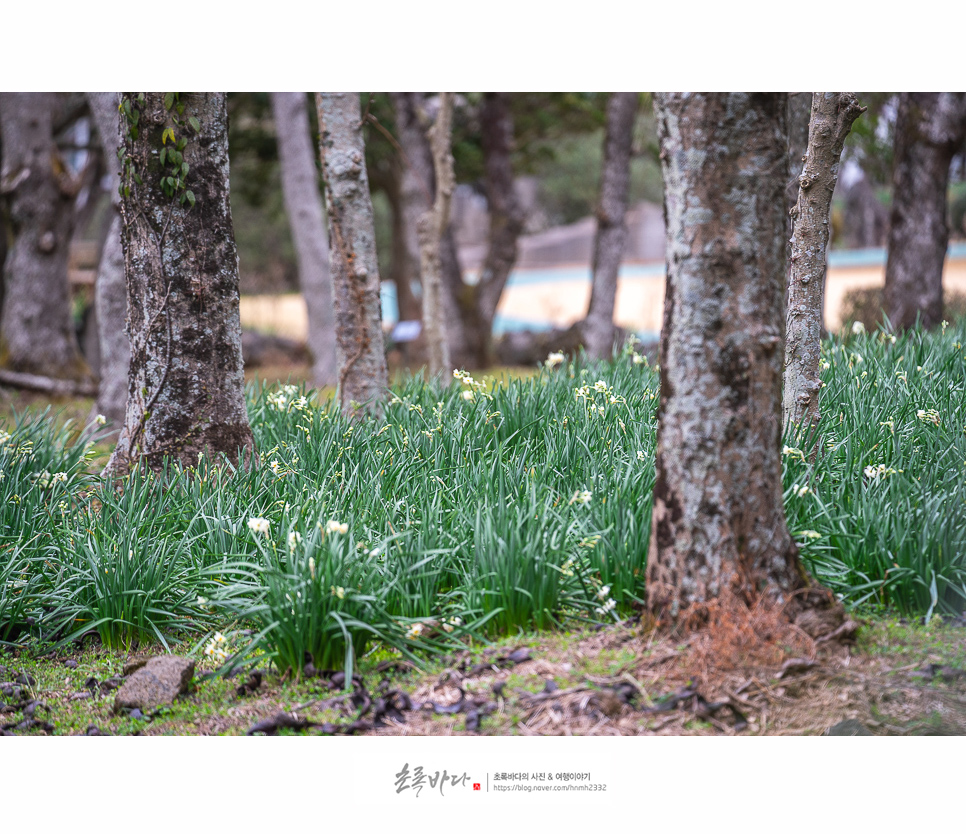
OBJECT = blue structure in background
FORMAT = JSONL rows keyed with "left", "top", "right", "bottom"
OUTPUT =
{"left": 380, "top": 243, "right": 966, "bottom": 337}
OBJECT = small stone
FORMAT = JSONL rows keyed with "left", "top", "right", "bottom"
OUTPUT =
{"left": 64, "top": 660, "right": 79, "bottom": 669}
{"left": 826, "top": 719, "right": 872, "bottom": 736}
{"left": 114, "top": 656, "right": 195, "bottom": 713}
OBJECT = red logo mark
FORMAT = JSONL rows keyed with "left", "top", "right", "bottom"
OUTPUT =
{"left": 473, "top": 783, "right": 481, "bottom": 791}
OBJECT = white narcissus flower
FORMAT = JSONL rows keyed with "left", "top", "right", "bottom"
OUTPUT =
{"left": 545, "top": 352, "right": 565, "bottom": 369}
{"left": 331, "top": 585, "right": 345, "bottom": 599}
{"left": 851, "top": 321, "right": 865, "bottom": 335}
{"left": 288, "top": 531, "right": 302, "bottom": 552}
{"left": 462, "top": 390, "right": 475, "bottom": 402}
{"left": 95, "top": 414, "right": 107, "bottom": 426}
{"left": 325, "top": 519, "right": 348, "bottom": 535}
{"left": 247, "top": 517, "right": 270, "bottom": 536}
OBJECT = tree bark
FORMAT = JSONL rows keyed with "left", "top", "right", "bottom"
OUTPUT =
{"left": 0, "top": 92, "right": 92, "bottom": 383}
{"left": 784, "top": 93, "right": 864, "bottom": 429}
{"left": 389, "top": 92, "right": 434, "bottom": 319}
{"left": 786, "top": 93, "right": 812, "bottom": 217}
{"left": 386, "top": 172, "right": 422, "bottom": 323}
{"left": 315, "top": 92, "right": 388, "bottom": 419}
{"left": 473, "top": 92, "right": 525, "bottom": 366}
{"left": 584, "top": 91, "right": 639, "bottom": 361}
{"left": 648, "top": 93, "right": 807, "bottom": 623}
{"left": 86, "top": 92, "right": 129, "bottom": 431}
{"left": 104, "top": 92, "right": 255, "bottom": 476}
{"left": 418, "top": 92, "right": 455, "bottom": 379}
{"left": 270, "top": 92, "right": 337, "bottom": 388}
{"left": 884, "top": 92, "right": 966, "bottom": 331}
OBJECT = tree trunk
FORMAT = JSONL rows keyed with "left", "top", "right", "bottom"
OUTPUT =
{"left": 104, "top": 92, "right": 255, "bottom": 476}
{"left": 0, "top": 92, "right": 92, "bottom": 383}
{"left": 270, "top": 92, "right": 337, "bottom": 388}
{"left": 784, "top": 93, "right": 864, "bottom": 429}
{"left": 418, "top": 92, "right": 455, "bottom": 379}
{"left": 315, "top": 92, "right": 388, "bottom": 419}
{"left": 647, "top": 93, "right": 808, "bottom": 623}
{"left": 884, "top": 92, "right": 966, "bottom": 331}
{"left": 86, "top": 92, "right": 129, "bottom": 431}
{"left": 786, "top": 92, "right": 812, "bottom": 218}
{"left": 386, "top": 173, "right": 422, "bottom": 323}
{"left": 389, "top": 93, "right": 434, "bottom": 320}
{"left": 584, "top": 91, "right": 639, "bottom": 361}
{"left": 474, "top": 92, "right": 525, "bottom": 366}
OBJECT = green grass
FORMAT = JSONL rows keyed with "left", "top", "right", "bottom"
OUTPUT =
{"left": 3, "top": 323, "right": 966, "bottom": 676}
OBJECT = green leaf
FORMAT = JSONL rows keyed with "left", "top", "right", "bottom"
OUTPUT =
{"left": 184, "top": 190, "right": 196, "bottom": 208}
{"left": 159, "top": 148, "right": 167, "bottom": 166}
{"left": 176, "top": 138, "right": 187, "bottom": 152}
{"left": 163, "top": 92, "right": 175, "bottom": 111}
{"left": 130, "top": 126, "right": 138, "bottom": 140}
{"left": 188, "top": 116, "right": 201, "bottom": 134}
{"left": 181, "top": 162, "right": 189, "bottom": 177}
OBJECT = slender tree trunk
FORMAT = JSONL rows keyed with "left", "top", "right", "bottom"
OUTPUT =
{"left": 584, "top": 91, "right": 639, "bottom": 361}
{"left": 391, "top": 92, "right": 473, "bottom": 366}
{"left": 0, "top": 92, "right": 92, "bottom": 383}
{"left": 389, "top": 93, "right": 434, "bottom": 319}
{"left": 315, "top": 92, "right": 388, "bottom": 419}
{"left": 418, "top": 92, "right": 455, "bottom": 379}
{"left": 648, "top": 93, "right": 809, "bottom": 623}
{"left": 386, "top": 174, "right": 422, "bottom": 323}
{"left": 884, "top": 92, "right": 966, "bottom": 331}
{"left": 270, "top": 92, "right": 337, "bottom": 388}
{"left": 104, "top": 92, "right": 255, "bottom": 476}
{"left": 786, "top": 92, "right": 812, "bottom": 218}
{"left": 440, "top": 224, "right": 475, "bottom": 367}
{"left": 473, "top": 92, "right": 525, "bottom": 366}
{"left": 784, "top": 93, "right": 864, "bottom": 429}
{"left": 86, "top": 92, "right": 129, "bottom": 431}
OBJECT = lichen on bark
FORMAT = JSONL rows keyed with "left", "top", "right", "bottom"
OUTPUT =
{"left": 648, "top": 93, "right": 811, "bottom": 624}
{"left": 103, "top": 92, "right": 255, "bottom": 477}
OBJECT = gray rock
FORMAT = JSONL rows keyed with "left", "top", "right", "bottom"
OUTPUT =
{"left": 826, "top": 719, "right": 872, "bottom": 736}
{"left": 114, "top": 656, "right": 195, "bottom": 713}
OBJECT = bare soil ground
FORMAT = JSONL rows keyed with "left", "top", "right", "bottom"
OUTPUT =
{"left": 3, "top": 616, "right": 965, "bottom": 737}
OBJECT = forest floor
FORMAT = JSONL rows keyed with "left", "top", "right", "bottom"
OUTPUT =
{"left": 3, "top": 614, "right": 966, "bottom": 737}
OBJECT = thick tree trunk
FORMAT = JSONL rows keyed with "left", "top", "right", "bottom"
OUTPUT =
{"left": 786, "top": 92, "right": 812, "bottom": 218}
{"left": 474, "top": 92, "right": 525, "bottom": 366}
{"left": 784, "top": 93, "right": 864, "bottom": 429}
{"left": 0, "top": 92, "right": 92, "bottom": 383}
{"left": 648, "top": 93, "right": 807, "bottom": 623}
{"left": 884, "top": 92, "right": 966, "bottom": 331}
{"left": 418, "top": 92, "right": 455, "bottom": 379}
{"left": 315, "top": 92, "right": 388, "bottom": 419}
{"left": 104, "top": 92, "right": 255, "bottom": 476}
{"left": 270, "top": 92, "right": 337, "bottom": 388}
{"left": 584, "top": 91, "right": 638, "bottom": 361}
{"left": 86, "top": 92, "right": 129, "bottom": 431}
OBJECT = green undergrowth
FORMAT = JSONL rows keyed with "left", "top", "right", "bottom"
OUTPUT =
{"left": 2, "top": 322, "right": 966, "bottom": 677}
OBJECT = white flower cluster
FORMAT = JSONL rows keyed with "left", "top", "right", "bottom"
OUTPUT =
{"left": 204, "top": 632, "right": 229, "bottom": 662}
{"left": 267, "top": 384, "right": 304, "bottom": 412}
{"left": 791, "top": 484, "right": 809, "bottom": 497}
{"left": 325, "top": 519, "right": 348, "bottom": 535}
{"left": 569, "top": 489, "right": 592, "bottom": 506}
{"left": 864, "top": 464, "right": 898, "bottom": 480}
{"left": 287, "top": 531, "right": 302, "bottom": 552}
{"left": 917, "top": 409, "right": 941, "bottom": 426}
{"left": 454, "top": 369, "right": 487, "bottom": 400}
{"left": 247, "top": 517, "right": 271, "bottom": 536}
{"left": 851, "top": 321, "right": 865, "bottom": 335}
{"left": 782, "top": 445, "right": 806, "bottom": 463}
{"left": 441, "top": 616, "right": 462, "bottom": 633}
{"left": 545, "top": 351, "right": 565, "bottom": 370}
{"left": 31, "top": 471, "right": 68, "bottom": 488}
